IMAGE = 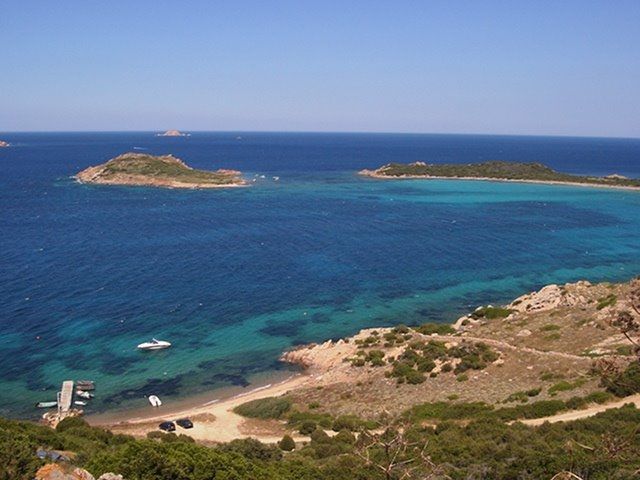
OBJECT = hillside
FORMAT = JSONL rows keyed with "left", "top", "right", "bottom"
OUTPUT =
{"left": 360, "top": 160, "right": 640, "bottom": 189}
{"left": 75, "top": 153, "right": 246, "bottom": 189}
{"left": 3, "top": 277, "right": 640, "bottom": 479}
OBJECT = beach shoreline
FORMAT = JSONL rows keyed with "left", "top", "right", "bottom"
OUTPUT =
{"left": 359, "top": 170, "right": 640, "bottom": 192}
{"left": 88, "top": 372, "right": 312, "bottom": 443}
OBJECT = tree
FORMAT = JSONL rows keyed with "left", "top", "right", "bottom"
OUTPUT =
{"left": 278, "top": 434, "right": 296, "bottom": 452}
{"left": 354, "top": 425, "right": 449, "bottom": 480}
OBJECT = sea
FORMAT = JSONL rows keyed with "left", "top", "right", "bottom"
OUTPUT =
{"left": 1, "top": 132, "right": 640, "bottom": 418}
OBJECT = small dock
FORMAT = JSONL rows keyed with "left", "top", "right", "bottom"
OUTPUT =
{"left": 58, "top": 380, "right": 74, "bottom": 416}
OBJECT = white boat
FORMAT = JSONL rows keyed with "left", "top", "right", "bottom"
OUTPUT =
{"left": 137, "top": 338, "right": 171, "bottom": 350}
{"left": 35, "top": 401, "right": 58, "bottom": 408}
{"left": 74, "top": 400, "right": 87, "bottom": 406}
{"left": 148, "top": 395, "right": 162, "bottom": 407}
{"left": 76, "top": 390, "right": 94, "bottom": 399}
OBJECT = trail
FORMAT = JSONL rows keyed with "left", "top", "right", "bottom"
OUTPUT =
{"left": 520, "top": 394, "right": 640, "bottom": 425}
{"left": 431, "top": 334, "right": 589, "bottom": 361}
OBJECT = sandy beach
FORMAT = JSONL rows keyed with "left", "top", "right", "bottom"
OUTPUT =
{"left": 89, "top": 373, "right": 312, "bottom": 444}
{"left": 359, "top": 170, "right": 640, "bottom": 192}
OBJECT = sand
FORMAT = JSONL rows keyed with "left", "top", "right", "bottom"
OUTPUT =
{"left": 91, "top": 374, "right": 312, "bottom": 443}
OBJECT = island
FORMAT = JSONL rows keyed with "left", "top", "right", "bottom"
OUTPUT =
{"left": 75, "top": 152, "right": 247, "bottom": 189}
{"left": 156, "top": 129, "right": 189, "bottom": 137}
{"left": 0, "top": 140, "right": 9, "bottom": 147}
{"left": 360, "top": 160, "right": 640, "bottom": 190}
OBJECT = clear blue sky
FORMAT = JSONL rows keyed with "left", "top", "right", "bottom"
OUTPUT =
{"left": 1, "top": 1, "right": 639, "bottom": 137}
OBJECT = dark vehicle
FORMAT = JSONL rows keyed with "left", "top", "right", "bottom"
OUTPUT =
{"left": 176, "top": 418, "right": 193, "bottom": 429}
{"left": 159, "top": 421, "right": 175, "bottom": 432}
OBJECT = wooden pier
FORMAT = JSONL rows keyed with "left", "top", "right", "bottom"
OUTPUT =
{"left": 58, "top": 380, "right": 74, "bottom": 416}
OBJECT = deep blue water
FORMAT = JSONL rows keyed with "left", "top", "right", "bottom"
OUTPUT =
{"left": 1, "top": 132, "right": 640, "bottom": 418}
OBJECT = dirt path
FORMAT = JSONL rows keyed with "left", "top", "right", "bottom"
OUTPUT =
{"left": 520, "top": 394, "right": 640, "bottom": 425}
{"left": 432, "top": 334, "right": 589, "bottom": 361}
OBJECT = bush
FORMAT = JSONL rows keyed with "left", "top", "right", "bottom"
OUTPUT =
{"left": 602, "top": 361, "right": 640, "bottom": 397}
{"left": 233, "top": 396, "right": 292, "bottom": 419}
{"left": 287, "top": 411, "right": 334, "bottom": 428}
{"left": 596, "top": 294, "right": 617, "bottom": 310}
{"left": 56, "top": 416, "right": 89, "bottom": 432}
{"left": 278, "top": 434, "right": 295, "bottom": 451}
{"left": 470, "top": 306, "right": 512, "bottom": 320}
{"left": 332, "top": 415, "right": 361, "bottom": 432}
{"left": 415, "top": 323, "right": 455, "bottom": 335}
{"left": 299, "top": 421, "right": 317, "bottom": 435}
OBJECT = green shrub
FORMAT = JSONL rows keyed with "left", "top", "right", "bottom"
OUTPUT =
{"left": 299, "top": 421, "right": 317, "bottom": 435}
{"left": 414, "top": 323, "right": 455, "bottom": 335}
{"left": 602, "top": 361, "right": 640, "bottom": 397}
{"left": 540, "top": 324, "right": 561, "bottom": 331}
{"left": 56, "top": 416, "right": 89, "bottom": 432}
{"left": 287, "top": 410, "right": 334, "bottom": 428}
{"left": 233, "top": 396, "right": 292, "bottom": 419}
{"left": 278, "top": 434, "right": 295, "bottom": 451}
{"left": 548, "top": 378, "right": 585, "bottom": 395}
{"left": 393, "top": 324, "right": 410, "bottom": 334}
{"left": 470, "top": 306, "right": 512, "bottom": 320}
{"left": 596, "top": 294, "right": 617, "bottom": 310}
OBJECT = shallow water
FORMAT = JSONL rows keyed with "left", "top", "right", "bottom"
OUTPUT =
{"left": 1, "top": 132, "right": 640, "bottom": 417}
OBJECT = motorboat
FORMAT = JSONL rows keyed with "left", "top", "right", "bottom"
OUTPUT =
{"left": 137, "top": 338, "right": 171, "bottom": 351}
{"left": 74, "top": 400, "right": 87, "bottom": 406}
{"left": 76, "top": 390, "right": 94, "bottom": 399}
{"left": 148, "top": 395, "right": 162, "bottom": 407}
{"left": 35, "top": 401, "right": 58, "bottom": 408}
{"left": 76, "top": 380, "right": 95, "bottom": 391}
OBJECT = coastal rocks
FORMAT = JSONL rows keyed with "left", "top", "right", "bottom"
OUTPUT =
{"left": 281, "top": 344, "right": 319, "bottom": 369}
{"left": 0, "top": 140, "right": 9, "bottom": 147}
{"left": 35, "top": 464, "right": 95, "bottom": 480}
{"left": 509, "top": 283, "right": 588, "bottom": 313}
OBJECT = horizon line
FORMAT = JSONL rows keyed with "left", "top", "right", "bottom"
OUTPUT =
{"left": 1, "top": 129, "right": 639, "bottom": 141}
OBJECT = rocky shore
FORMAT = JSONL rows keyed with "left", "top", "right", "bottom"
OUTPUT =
{"left": 76, "top": 152, "right": 247, "bottom": 189}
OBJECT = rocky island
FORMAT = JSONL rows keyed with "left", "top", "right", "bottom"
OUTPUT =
{"left": 360, "top": 160, "right": 640, "bottom": 190}
{"left": 75, "top": 152, "right": 247, "bottom": 189}
{"left": 156, "top": 129, "right": 189, "bottom": 137}
{"left": 0, "top": 140, "right": 9, "bottom": 147}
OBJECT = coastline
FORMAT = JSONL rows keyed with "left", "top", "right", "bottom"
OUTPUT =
{"left": 89, "top": 372, "right": 312, "bottom": 443}
{"left": 359, "top": 170, "right": 640, "bottom": 192}
{"left": 73, "top": 176, "right": 249, "bottom": 189}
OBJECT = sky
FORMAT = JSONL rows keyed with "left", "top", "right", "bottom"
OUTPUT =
{"left": 1, "top": 1, "right": 639, "bottom": 137}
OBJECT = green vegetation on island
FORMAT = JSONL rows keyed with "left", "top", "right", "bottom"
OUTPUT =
{"left": 361, "top": 160, "right": 640, "bottom": 189}
{"left": 76, "top": 152, "right": 247, "bottom": 188}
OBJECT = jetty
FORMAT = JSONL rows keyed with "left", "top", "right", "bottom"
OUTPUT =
{"left": 58, "top": 380, "right": 74, "bottom": 417}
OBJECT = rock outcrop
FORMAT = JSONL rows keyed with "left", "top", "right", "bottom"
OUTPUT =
{"left": 156, "top": 130, "right": 188, "bottom": 137}
{"left": 35, "top": 464, "right": 95, "bottom": 480}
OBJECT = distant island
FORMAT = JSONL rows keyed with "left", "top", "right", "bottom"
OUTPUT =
{"left": 0, "top": 140, "right": 9, "bottom": 147}
{"left": 360, "top": 160, "right": 640, "bottom": 190}
{"left": 75, "top": 152, "right": 247, "bottom": 189}
{"left": 156, "top": 129, "right": 189, "bottom": 137}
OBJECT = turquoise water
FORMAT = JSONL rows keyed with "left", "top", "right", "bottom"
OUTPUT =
{"left": 1, "top": 132, "right": 640, "bottom": 418}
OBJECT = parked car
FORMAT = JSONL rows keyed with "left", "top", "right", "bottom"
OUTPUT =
{"left": 176, "top": 418, "right": 193, "bottom": 429}
{"left": 159, "top": 421, "right": 175, "bottom": 432}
